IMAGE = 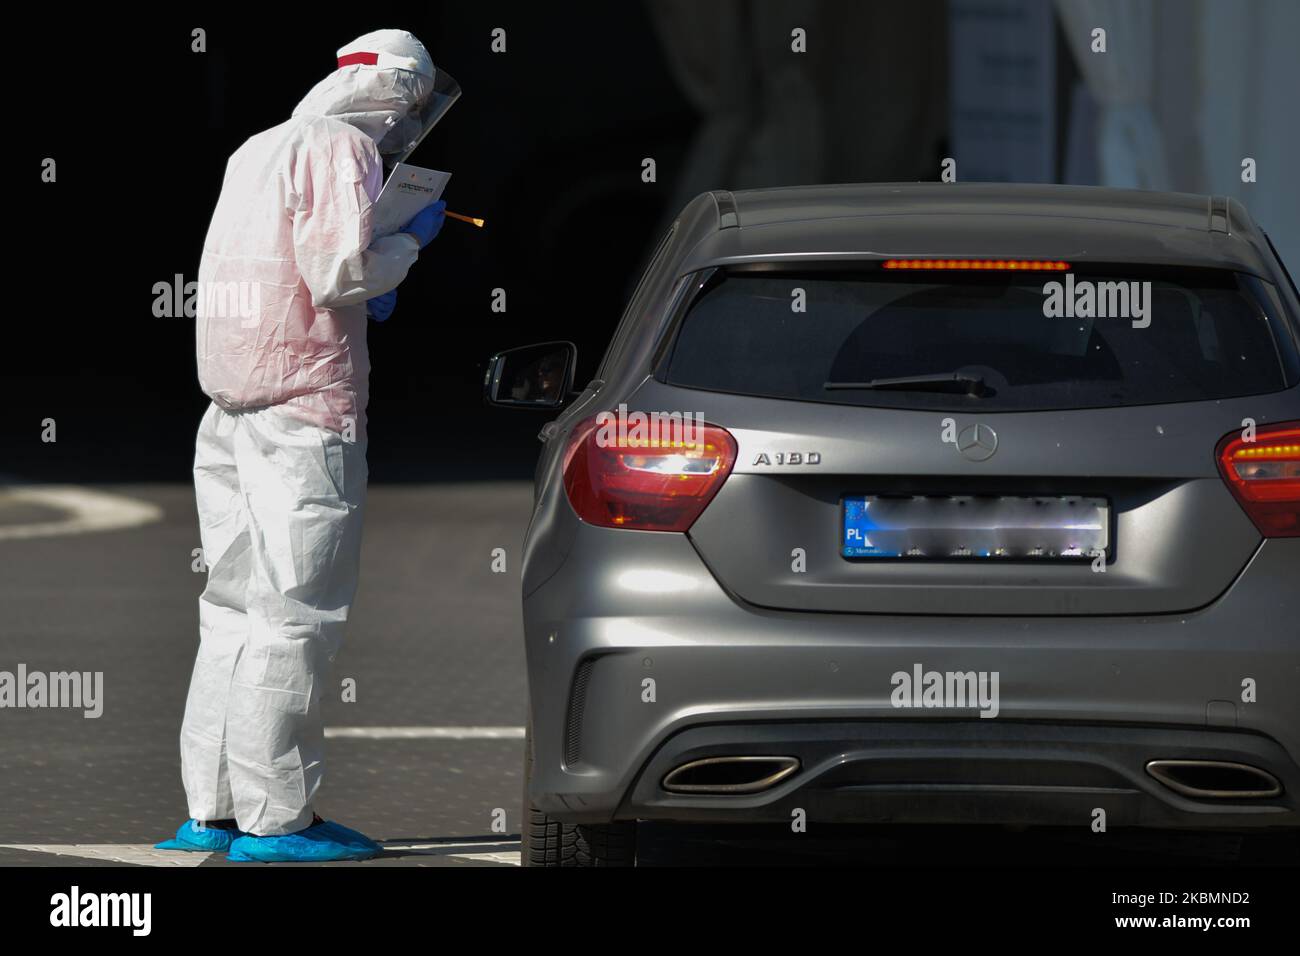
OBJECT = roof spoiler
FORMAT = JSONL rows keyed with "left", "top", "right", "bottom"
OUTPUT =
{"left": 1208, "top": 196, "right": 1232, "bottom": 235}
{"left": 712, "top": 190, "right": 740, "bottom": 230}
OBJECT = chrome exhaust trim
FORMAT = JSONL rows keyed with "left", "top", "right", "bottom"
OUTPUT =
{"left": 662, "top": 755, "right": 800, "bottom": 794}
{"left": 1146, "top": 759, "right": 1282, "bottom": 799}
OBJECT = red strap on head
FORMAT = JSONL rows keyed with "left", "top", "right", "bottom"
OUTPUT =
{"left": 337, "top": 51, "right": 379, "bottom": 68}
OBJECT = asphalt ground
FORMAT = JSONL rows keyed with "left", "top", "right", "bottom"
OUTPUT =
{"left": 0, "top": 482, "right": 529, "bottom": 867}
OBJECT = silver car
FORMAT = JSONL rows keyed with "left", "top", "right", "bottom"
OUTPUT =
{"left": 486, "top": 183, "right": 1300, "bottom": 866}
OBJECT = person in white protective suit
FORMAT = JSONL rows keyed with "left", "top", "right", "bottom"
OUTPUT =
{"left": 157, "top": 29, "right": 454, "bottom": 863}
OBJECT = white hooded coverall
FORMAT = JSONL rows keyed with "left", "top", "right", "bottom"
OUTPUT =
{"left": 182, "top": 30, "right": 435, "bottom": 836}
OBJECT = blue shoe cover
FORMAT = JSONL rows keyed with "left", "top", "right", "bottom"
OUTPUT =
{"left": 226, "top": 819, "right": 383, "bottom": 862}
{"left": 155, "top": 819, "right": 240, "bottom": 852}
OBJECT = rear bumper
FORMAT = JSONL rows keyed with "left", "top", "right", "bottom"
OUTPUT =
{"left": 623, "top": 721, "right": 1299, "bottom": 829}
{"left": 522, "top": 524, "right": 1300, "bottom": 828}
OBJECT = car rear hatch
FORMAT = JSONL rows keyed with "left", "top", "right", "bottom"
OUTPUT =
{"left": 647, "top": 261, "right": 1300, "bottom": 615}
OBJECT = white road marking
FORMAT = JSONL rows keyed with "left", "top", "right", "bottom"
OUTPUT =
{"left": 0, "top": 844, "right": 210, "bottom": 866}
{"left": 325, "top": 726, "right": 525, "bottom": 740}
{"left": 0, "top": 486, "right": 163, "bottom": 541}
{"left": 1, "top": 842, "right": 521, "bottom": 867}
{"left": 387, "top": 840, "right": 518, "bottom": 850}
{"left": 449, "top": 852, "right": 522, "bottom": 865}
{"left": 382, "top": 840, "right": 522, "bottom": 866}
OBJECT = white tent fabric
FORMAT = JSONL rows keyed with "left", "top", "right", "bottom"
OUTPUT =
{"left": 1196, "top": 0, "right": 1300, "bottom": 266}
{"left": 1056, "top": 0, "right": 1300, "bottom": 266}
{"left": 1055, "top": 0, "right": 1171, "bottom": 190}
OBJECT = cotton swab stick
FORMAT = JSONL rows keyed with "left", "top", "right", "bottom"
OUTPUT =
{"left": 445, "top": 210, "right": 485, "bottom": 227}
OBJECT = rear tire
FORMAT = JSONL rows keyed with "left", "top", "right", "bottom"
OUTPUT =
{"left": 521, "top": 717, "right": 637, "bottom": 866}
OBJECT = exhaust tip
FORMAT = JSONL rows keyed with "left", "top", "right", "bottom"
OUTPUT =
{"left": 1146, "top": 759, "right": 1282, "bottom": 799}
{"left": 662, "top": 755, "right": 800, "bottom": 795}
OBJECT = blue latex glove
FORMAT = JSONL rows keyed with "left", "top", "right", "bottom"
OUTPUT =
{"left": 226, "top": 819, "right": 383, "bottom": 863}
{"left": 402, "top": 199, "right": 446, "bottom": 249}
{"left": 367, "top": 288, "right": 397, "bottom": 323}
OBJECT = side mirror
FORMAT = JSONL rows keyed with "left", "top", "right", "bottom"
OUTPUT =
{"left": 483, "top": 341, "right": 578, "bottom": 409}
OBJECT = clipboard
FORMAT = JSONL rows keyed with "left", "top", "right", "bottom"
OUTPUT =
{"left": 372, "top": 162, "right": 451, "bottom": 238}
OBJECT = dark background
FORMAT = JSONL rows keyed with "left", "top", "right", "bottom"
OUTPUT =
{"left": 9, "top": 2, "right": 950, "bottom": 483}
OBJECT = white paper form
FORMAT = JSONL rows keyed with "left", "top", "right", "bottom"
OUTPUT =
{"left": 372, "top": 163, "right": 451, "bottom": 238}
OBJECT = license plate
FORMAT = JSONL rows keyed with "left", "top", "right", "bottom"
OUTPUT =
{"left": 842, "top": 495, "right": 1110, "bottom": 559}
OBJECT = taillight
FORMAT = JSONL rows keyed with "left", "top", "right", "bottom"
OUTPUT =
{"left": 1216, "top": 421, "right": 1300, "bottom": 537}
{"left": 562, "top": 416, "right": 737, "bottom": 532}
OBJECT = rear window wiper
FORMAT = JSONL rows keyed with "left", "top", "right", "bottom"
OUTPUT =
{"left": 824, "top": 373, "right": 992, "bottom": 396}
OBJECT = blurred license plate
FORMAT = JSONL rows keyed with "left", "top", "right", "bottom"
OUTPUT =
{"left": 842, "top": 495, "right": 1109, "bottom": 559}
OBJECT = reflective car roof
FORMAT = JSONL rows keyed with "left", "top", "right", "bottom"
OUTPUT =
{"left": 675, "top": 183, "right": 1274, "bottom": 278}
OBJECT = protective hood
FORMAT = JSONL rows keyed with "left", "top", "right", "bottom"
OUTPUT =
{"left": 292, "top": 29, "right": 459, "bottom": 163}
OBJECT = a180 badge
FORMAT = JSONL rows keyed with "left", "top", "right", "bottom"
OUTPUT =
{"left": 752, "top": 451, "right": 822, "bottom": 465}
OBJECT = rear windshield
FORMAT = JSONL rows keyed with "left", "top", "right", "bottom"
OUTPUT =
{"left": 663, "top": 266, "right": 1299, "bottom": 411}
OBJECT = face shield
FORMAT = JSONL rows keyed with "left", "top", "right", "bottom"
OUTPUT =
{"left": 379, "top": 68, "right": 461, "bottom": 169}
